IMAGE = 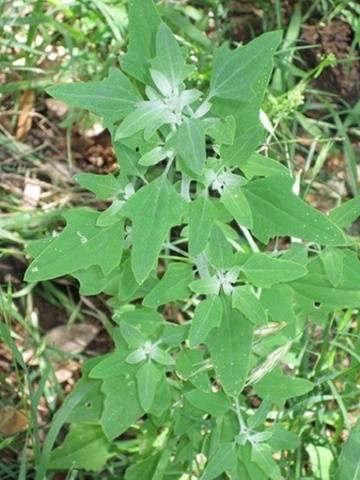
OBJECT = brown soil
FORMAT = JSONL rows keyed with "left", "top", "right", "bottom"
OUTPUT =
{"left": 301, "top": 20, "right": 360, "bottom": 104}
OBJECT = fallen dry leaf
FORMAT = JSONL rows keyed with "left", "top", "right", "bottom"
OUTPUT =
{"left": 45, "top": 98, "right": 68, "bottom": 118}
{"left": 54, "top": 361, "right": 80, "bottom": 384}
{"left": 22, "top": 178, "right": 42, "bottom": 208}
{"left": 44, "top": 323, "right": 99, "bottom": 354}
{"left": 16, "top": 89, "right": 35, "bottom": 140}
{"left": 0, "top": 406, "right": 28, "bottom": 435}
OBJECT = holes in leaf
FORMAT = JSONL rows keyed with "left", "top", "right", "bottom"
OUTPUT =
{"left": 85, "top": 401, "right": 92, "bottom": 409}
{"left": 135, "top": 146, "right": 140, "bottom": 152}
{"left": 313, "top": 301, "right": 321, "bottom": 309}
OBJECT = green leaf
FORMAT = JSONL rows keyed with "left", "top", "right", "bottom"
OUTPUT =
{"left": 113, "top": 137, "right": 147, "bottom": 178}
{"left": 67, "top": 382, "right": 103, "bottom": 425}
{"left": 125, "top": 452, "right": 169, "bottom": 480}
{"left": 47, "top": 68, "right": 141, "bottom": 123}
{"left": 189, "top": 296, "right": 223, "bottom": 347}
{"left": 176, "top": 349, "right": 211, "bottom": 392}
{"left": 49, "top": 424, "right": 109, "bottom": 472}
{"left": 254, "top": 368, "right": 314, "bottom": 403}
{"left": 243, "top": 175, "right": 346, "bottom": 245}
{"left": 25, "top": 237, "right": 54, "bottom": 257}
{"left": 101, "top": 373, "right": 144, "bottom": 439}
{"left": 160, "top": 323, "right": 188, "bottom": 347}
{"left": 260, "top": 285, "right": 297, "bottom": 336}
{"left": 121, "top": 0, "right": 161, "bottom": 84}
{"left": 90, "top": 350, "right": 131, "bottom": 380}
{"left": 329, "top": 196, "right": 360, "bottom": 228}
{"left": 247, "top": 399, "right": 272, "bottom": 429}
{"left": 210, "top": 32, "right": 281, "bottom": 166}
{"left": 306, "top": 444, "right": 333, "bottom": 480}
{"left": 175, "top": 118, "right": 206, "bottom": 176}
{"left": 149, "top": 378, "right": 172, "bottom": 417}
{"left": 74, "top": 173, "right": 121, "bottom": 200}
{"left": 290, "top": 250, "right": 360, "bottom": 309}
{"left": 122, "top": 176, "right": 187, "bottom": 283}
{"left": 121, "top": 323, "right": 147, "bottom": 349}
{"left": 337, "top": 418, "right": 360, "bottom": 480}
{"left": 208, "top": 224, "right": 235, "bottom": 269}
{"left": 185, "top": 389, "right": 230, "bottom": 417}
{"left": 116, "top": 308, "right": 164, "bottom": 339}
{"left": 267, "top": 425, "right": 300, "bottom": 451}
{"left": 143, "top": 262, "right": 193, "bottom": 308}
{"left": 116, "top": 257, "right": 157, "bottom": 303}
{"left": 221, "top": 116, "right": 265, "bottom": 167}
{"left": 150, "top": 69, "right": 173, "bottom": 97}
{"left": 115, "top": 100, "right": 170, "bottom": 140}
{"left": 68, "top": 359, "right": 104, "bottom": 424}
{"left": 189, "top": 276, "right": 220, "bottom": 296}
{"left": 188, "top": 195, "right": 217, "bottom": 257}
{"left": 209, "top": 31, "right": 282, "bottom": 101}
{"left": 150, "top": 23, "right": 193, "bottom": 88}
{"left": 151, "top": 347, "right": 175, "bottom": 366}
{"left": 97, "top": 199, "right": 124, "bottom": 227}
{"left": 136, "top": 361, "right": 162, "bottom": 411}
{"left": 73, "top": 265, "right": 119, "bottom": 296}
{"left": 139, "top": 146, "right": 168, "bottom": 166}
{"left": 207, "top": 297, "right": 253, "bottom": 397}
{"left": 25, "top": 208, "right": 123, "bottom": 282}
{"left": 251, "top": 443, "right": 283, "bottom": 480}
{"left": 232, "top": 286, "right": 267, "bottom": 326}
{"left": 221, "top": 185, "right": 253, "bottom": 228}
{"left": 241, "top": 253, "right": 308, "bottom": 288}
{"left": 201, "top": 443, "right": 237, "bottom": 480}
{"left": 204, "top": 115, "right": 236, "bottom": 145}
{"left": 238, "top": 444, "right": 268, "bottom": 480}
{"left": 241, "top": 152, "right": 290, "bottom": 179}
{"left": 280, "top": 243, "right": 308, "bottom": 265}
{"left": 320, "top": 247, "right": 344, "bottom": 287}
{"left": 234, "top": 462, "right": 253, "bottom": 480}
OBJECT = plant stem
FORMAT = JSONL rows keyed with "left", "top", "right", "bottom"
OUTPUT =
{"left": 234, "top": 397, "right": 246, "bottom": 433}
{"left": 238, "top": 225, "right": 260, "bottom": 253}
{"left": 180, "top": 174, "right": 191, "bottom": 202}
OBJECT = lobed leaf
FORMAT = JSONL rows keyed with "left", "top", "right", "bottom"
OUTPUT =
{"left": 254, "top": 368, "right": 314, "bottom": 403}
{"left": 75, "top": 173, "right": 122, "bottom": 200}
{"left": 25, "top": 208, "right": 123, "bottom": 282}
{"left": 243, "top": 175, "right": 346, "bottom": 245}
{"left": 241, "top": 253, "right": 308, "bottom": 288}
{"left": 143, "top": 262, "right": 193, "bottom": 308}
{"left": 122, "top": 176, "right": 187, "bottom": 283}
{"left": 121, "top": 0, "right": 161, "bottom": 84}
{"left": 47, "top": 68, "right": 141, "bottom": 124}
{"left": 206, "top": 296, "right": 253, "bottom": 397}
{"left": 49, "top": 424, "right": 109, "bottom": 472}
{"left": 290, "top": 250, "right": 360, "bottom": 309}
